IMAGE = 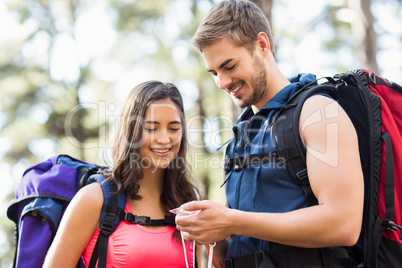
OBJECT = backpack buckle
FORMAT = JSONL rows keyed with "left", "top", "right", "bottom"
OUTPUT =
{"left": 124, "top": 212, "right": 133, "bottom": 222}
{"left": 296, "top": 169, "right": 308, "bottom": 183}
{"left": 381, "top": 219, "right": 402, "bottom": 232}
{"left": 224, "top": 156, "right": 244, "bottom": 173}
{"left": 135, "top": 216, "right": 151, "bottom": 225}
{"left": 123, "top": 213, "right": 151, "bottom": 225}
{"left": 100, "top": 213, "right": 115, "bottom": 235}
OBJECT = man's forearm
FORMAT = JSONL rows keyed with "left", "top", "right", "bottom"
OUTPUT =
{"left": 228, "top": 203, "right": 360, "bottom": 248}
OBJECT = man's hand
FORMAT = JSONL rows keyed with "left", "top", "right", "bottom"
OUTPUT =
{"left": 175, "top": 200, "right": 232, "bottom": 245}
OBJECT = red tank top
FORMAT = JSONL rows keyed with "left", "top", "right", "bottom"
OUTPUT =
{"left": 82, "top": 200, "right": 194, "bottom": 267}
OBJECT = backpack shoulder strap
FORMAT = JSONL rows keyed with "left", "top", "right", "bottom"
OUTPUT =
{"left": 85, "top": 173, "right": 176, "bottom": 267}
{"left": 86, "top": 174, "right": 126, "bottom": 268}
{"left": 273, "top": 83, "right": 339, "bottom": 206}
{"left": 86, "top": 173, "right": 127, "bottom": 229}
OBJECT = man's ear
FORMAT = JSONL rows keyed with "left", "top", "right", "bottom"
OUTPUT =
{"left": 256, "top": 32, "right": 270, "bottom": 56}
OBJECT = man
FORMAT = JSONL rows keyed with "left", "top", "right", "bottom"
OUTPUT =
{"left": 176, "top": 0, "right": 364, "bottom": 267}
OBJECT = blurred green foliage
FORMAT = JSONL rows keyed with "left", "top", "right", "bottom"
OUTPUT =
{"left": 0, "top": 0, "right": 401, "bottom": 266}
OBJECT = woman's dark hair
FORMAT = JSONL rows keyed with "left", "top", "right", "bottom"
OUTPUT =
{"left": 106, "top": 81, "right": 198, "bottom": 212}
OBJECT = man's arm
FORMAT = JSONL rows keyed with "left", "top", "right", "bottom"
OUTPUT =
{"left": 177, "top": 95, "right": 364, "bottom": 248}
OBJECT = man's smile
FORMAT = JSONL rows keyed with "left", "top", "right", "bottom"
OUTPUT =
{"left": 226, "top": 82, "right": 244, "bottom": 96}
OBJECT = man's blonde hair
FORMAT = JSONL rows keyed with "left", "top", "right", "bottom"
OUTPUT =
{"left": 191, "top": 0, "right": 275, "bottom": 54}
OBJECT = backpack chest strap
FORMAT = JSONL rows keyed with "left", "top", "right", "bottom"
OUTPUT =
{"left": 112, "top": 207, "right": 176, "bottom": 226}
{"left": 224, "top": 147, "right": 299, "bottom": 174}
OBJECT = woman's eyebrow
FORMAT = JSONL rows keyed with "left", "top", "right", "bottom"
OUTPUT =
{"left": 145, "top": 121, "right": 181, "bottom": 124}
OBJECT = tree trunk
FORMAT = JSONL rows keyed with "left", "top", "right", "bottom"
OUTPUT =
{"left": 250, "top": 0, "right": 273, "bottom": 25}
{"left": 348, "top": 0, "right": 380, "bottom": 74}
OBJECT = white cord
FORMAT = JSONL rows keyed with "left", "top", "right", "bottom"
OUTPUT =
{"left": 170, "top": 207, "right": 200, "bottom": 268}
{"left": 180, "top": 230, "right": 189, "bottom": 268}
{"left": 180, "top": 231, "right": 215, "bottom": 268}
{"left": 192, "top": 240, "right": 196, "bottom": 268}
{"left": 208, "top": 242, "right": 216, "bottom": 268}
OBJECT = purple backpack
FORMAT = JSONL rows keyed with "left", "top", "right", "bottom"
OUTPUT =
{"left": 7, "top": 154, "right": 176, "bottom": 268}
{"left": 6, "top": 154, "right": 127, "bottom": 268}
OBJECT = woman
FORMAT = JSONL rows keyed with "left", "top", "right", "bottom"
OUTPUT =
{"left": 44, "top": 81, "right": 200, "bottom": 268}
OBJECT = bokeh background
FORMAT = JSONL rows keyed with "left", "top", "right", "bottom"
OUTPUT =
{"left": 0, "top": 0, "right": 401, "bottom": 267}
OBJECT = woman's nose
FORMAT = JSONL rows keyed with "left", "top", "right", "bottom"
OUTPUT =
{"left": 155, "top": 129, "right": 170, "bottom": 144}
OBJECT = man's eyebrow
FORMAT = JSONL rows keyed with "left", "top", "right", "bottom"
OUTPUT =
{"left": 206, "top": 58, "right": 234, "bottom": 72}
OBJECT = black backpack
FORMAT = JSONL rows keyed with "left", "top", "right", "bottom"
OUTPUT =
{"left": 224, "top": 69, "right": 402, "bottom": 267}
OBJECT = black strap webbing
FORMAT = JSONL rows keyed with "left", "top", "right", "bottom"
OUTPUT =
{"left": 88, "top": 238, "right": 100, "bottom": 268}
{"left": 381, "top": 132, "right": 402, "bottom": 234}
{"left": 320, "top": 248, "right": 335, "bottom": 268}
{"left": 222, "top": 246, "right": 350, "bottom": 268}
{"left": 224, "top": 147, "right": 298, "bottom": 174}
{"left": 372, "top": 217, "right": 384, "bottom": 266}
{"left": 116, "top": 208, "right": 176, "bottom": 226}
{"left": 88, "top": 183, "right": 118, "bottom": 268}
{"left": 224, "top": 150, "right": 318, "bottom": 206}
{"left": 368, "top": 72, "right": 402, "bottom": 93}
{"left": 382, "top": 132, "right": 395, "bottom": 221}
{"left": 296, "top": 169, "right": 318, "bottom": 206}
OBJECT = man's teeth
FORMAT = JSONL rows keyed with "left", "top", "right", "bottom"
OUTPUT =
{"left": 232, "top": 84, "right": 242, "bottom": 93}
{"left": 152, "top": 149, "right": 170, "bottom": 153}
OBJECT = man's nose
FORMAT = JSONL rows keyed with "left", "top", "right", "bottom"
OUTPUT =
{"left": 216, "top": 74, "right": 232, "bottom": 90}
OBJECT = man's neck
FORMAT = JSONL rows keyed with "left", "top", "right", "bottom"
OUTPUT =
{"left": 252, "top": 58, "right": 290, "bottom": 113}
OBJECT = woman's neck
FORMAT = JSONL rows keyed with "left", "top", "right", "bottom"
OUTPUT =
{"left": 139, "top": 167, "right": 164, "bottom": 196}
{"left": 129, "top": 168, "right": 166, "bottom": 218}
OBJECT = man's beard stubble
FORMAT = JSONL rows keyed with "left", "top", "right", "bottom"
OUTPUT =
{"left": 234, "top": 55, "right": 267, "bottom": 109}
